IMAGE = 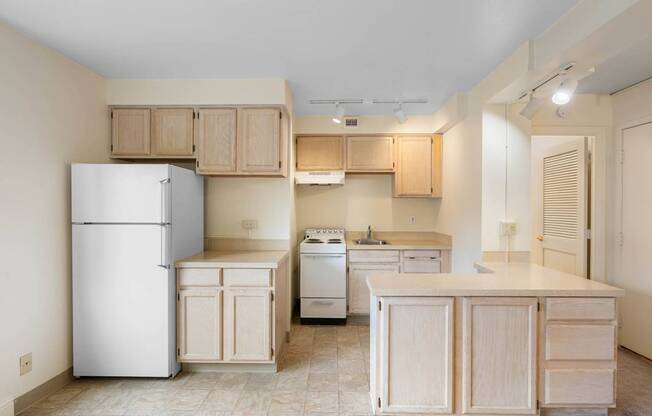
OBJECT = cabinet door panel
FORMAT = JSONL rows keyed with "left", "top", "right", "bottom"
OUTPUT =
{"left": 152, "top": 108, "right": 194, "bottom": 156}
{"left": 379, "top": 297, "right": 453, "bottom": 414}
{"left": 238, "top": 108, "right": 281, "bottom": 172}
{"left": 346, "top": 136, "right": 394, "bottom": 171}
{"left": 111, "top": 108, "right": 150, "bottom": 156}
{"left": 297, "top": 136, "right": 344, "bottom": 170}
{"left": 178, "top": 288, "right": 222, "bottom": 362}
{"left": 348, "top": 263, "right": 399, "bottom": 314}
{"left": 197, "top": 108, "right": 237, "bottom": 173}
{"left": 462, "top": 297, "right": 538, "bottom": 414}
{"left": 223, "top": 288, "right": 272, "bottom": 361}
{"left": 395, "top": 136, "right": 432, "bottom": 196}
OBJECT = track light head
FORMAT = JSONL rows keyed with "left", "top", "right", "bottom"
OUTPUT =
{"left": 393, "top": 104, "right": 407, "bottom": 124}
{"left": 551, "top": 78, "right": 578, "bottom": 105}
{"left": 519, "top": 94, "right": 544, "bottom": 120}
{"left": 332, "top": 103, "right": 345, "bottom": 124}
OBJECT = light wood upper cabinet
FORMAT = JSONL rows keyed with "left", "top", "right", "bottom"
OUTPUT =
{"left": 395, "top": 135, "right": 432, "bottom": 196}
{"left": 296, "top": 136, "right": 345, "bottom": 171}
{"left": 151, "top": 108, "right": 194, "bottom": 157}
{"left": 346, "top": 136, "right": 394, "bottom": 172}
{"left": 462, "top": 297, "right": 538, "bottom": 414}
{"left": 177, "top": 288, "right": 222, "bottom": 362}
{"left": 196, "top": 108, "right": 237, "bottom": 174}
{"left": 223, "top": 287, "right": 272, "bottom": 361}
{"left": 379, "top": 297, "right": 453, "bottom": 414}
{"left": 111, "top": 108, "right": 150, "bottom": 156}
{"left": 238, "top": 108, "right": 281, "bottom": 173}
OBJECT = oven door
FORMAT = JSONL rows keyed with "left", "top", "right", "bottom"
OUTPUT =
{"left": 300, "top": 253, "right": 346, "bottom": 298}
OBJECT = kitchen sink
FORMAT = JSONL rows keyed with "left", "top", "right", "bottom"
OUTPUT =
{"left": 354, "top": 239, "right": 389, "bottom": 245}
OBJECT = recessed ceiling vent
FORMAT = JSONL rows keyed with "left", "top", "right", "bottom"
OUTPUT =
{"left": 344, "top": 118, "right": 358, "bottom": 127}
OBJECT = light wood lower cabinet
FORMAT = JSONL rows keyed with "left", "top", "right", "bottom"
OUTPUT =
{"left": 378, "top": 297, "right": 453, "bottom": 414}
{"left": 178, "top": 288, "right": 222, "bottom": 362}
{"left": 348, "top": 263, "right": 400, "bottom": 314}
{"left": 223, "top": 288, "right": 272, "bottom": 361}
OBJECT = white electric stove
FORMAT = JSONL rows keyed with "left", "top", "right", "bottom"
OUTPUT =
{"left": 299, "top": 228, "right": 347, "bottom": 323}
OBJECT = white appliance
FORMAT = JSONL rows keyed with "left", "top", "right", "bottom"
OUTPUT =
{"left": 295, "top": 171, "right": 345, "bottom": 185}
{"left": 71, "top": 164, "right": 203, "bottom": 378}
{"left": 300, "top": 228, "right": 347, "bottom": 322}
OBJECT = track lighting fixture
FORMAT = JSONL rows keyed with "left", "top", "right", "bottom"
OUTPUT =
{"left": 519, "top": 94, "right": 544, "bottom": 120}
{"left": 551, "top": 78, "right": 578, "bottom": 105}
{"left": 393, "top": 103, "right": 407, "bottom": 123}
{"left": 332, "top": 103, "right": 345, "bottom": 124}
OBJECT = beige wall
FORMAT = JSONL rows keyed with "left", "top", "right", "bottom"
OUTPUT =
{"left": 0, "top": 22, "right": 109, "bottom": 413}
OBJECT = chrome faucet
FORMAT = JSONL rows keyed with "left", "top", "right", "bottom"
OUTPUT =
{"left": 366, "top": 225, "right": 372, "bottom": 240}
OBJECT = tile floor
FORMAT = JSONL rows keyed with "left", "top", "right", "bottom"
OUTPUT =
{"left": 18, "top": 322, "right": 652, "bottom": 416}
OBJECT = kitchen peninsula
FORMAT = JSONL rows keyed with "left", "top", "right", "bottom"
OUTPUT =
{"left": 368, "top": 262, "right": 624, "bottom": 416}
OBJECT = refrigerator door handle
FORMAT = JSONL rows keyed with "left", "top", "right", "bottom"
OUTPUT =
{"left": 160, "top": 178, "right": 170, "bottom": 225}
{"left": 157, "top": 225, "right": 170, "bottom": 269}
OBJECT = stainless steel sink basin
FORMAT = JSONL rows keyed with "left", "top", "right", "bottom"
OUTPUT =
{"left": 354, "top": 239, "right": 389, "bottom": 245}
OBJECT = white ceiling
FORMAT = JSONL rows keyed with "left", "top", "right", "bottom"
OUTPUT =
{"left": 0, "top": 0, "right": 579, "bottom": 116}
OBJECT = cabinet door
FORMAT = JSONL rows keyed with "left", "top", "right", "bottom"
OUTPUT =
{"left": 346, "top": 136, "right": 394, "bottom": 171}
{"left": 379, "top": 297, "right": 453, "bottom": 414}
{"left": 177, "top": 288, "right": 222, "bottom": 362}
{"left": 111, "top": 108, "right": 150, "bottom": 156}
{"left": 196, "top": 108, "right": 237, "bottom": 174}
{"left": 462, "top": 297, "right": 538, "bottom": 414}
{"left": 238, "top": 108, "right": 281, "bottom": 173}
{"left": 296, "top": 136, "right": 344, "bottom": 170}
{"left": 223, "top": 288, "right": 272, "bottom": 361}
{"left": 348, "top": 263, "right": 400, "bottom": 314}
{"left": 151, "top": 108, "right": 194, "bottom": 157}
{"left": 395, "top": 136, "right": 432, "bottom": 196}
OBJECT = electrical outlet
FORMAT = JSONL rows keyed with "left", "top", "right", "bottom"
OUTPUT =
{"left": 409, "top": 216, "right": 416, "bottom": 225}
{"left": 499, "top": 220, "right": 517, "bottom": 236}
{"left": 19, "top": 353, "right": 32, "bottom": 376}
{"left": 241, "top": 219, "right": 258, "bottom": 230}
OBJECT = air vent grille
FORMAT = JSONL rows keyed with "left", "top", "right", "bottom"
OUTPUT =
{"left": 345, "top": 118, "right": 358, "bottom": 127}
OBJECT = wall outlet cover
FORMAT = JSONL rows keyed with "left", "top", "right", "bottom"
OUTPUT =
{"left": 19, "top": 353, "right": 32, "bottom": 376}
{"left": 499, "top": 220, "right": 517, "bottom": 236}
{"left": 241, "top": 219, "right": 258, "bottom": 230}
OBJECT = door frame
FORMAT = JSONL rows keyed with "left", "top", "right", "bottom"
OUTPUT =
{"left": 531, "top": 126, "right": 606, "bottom": 282}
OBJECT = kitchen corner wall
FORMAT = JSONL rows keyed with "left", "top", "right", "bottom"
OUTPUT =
{"left": 0, "top": 22, "right": 109, "bottom": 412}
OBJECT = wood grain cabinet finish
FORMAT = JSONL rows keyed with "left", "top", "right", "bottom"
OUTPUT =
{"left": 111, "top": 108, "right": 150, "bottom": 156}
{"left": 348, "top": 263, "right": 400, "bottom": 314}
{"left": 395, "top": 135, "right": 440, "bottom": 197}
{"left": 462, "top": 297, "right": 538, "bottom": 415}
{"left": 223, "top": 288, "right": 272, "bottom": 361}
{"left": 151, "top": 108, "right": 194, "bottom": 157}
{"left": 238, "top": 108, "right": 281, "bottom": 173}
{"left": 346, "top": 136, "right": 394, "bottom": 172}
{"left": 378, "top": 297, "right": 453, "bottom": 414}
{"left": 177, "top": 288, "right": 222, "bottom": 362}
{"left": 296, "top": 136, "right": 345, "bottom": 171}
{"left": 196, "top": 108, "right": 237, "bottom": 174}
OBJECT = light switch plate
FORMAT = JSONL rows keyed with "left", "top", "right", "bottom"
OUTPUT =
{"left": 19, "top": 353, "right": 32, "bottom": 376}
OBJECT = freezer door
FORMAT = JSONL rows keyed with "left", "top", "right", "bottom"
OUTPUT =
{"left": 300, "top": 253, "right": 346, "bottom": 298}
{"left": 72, "top": 224, "right": 174, "bottom": 377}
{"left": 71, "top": 164, "right": 171, "bottom": 224}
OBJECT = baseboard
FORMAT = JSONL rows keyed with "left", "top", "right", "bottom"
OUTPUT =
{"left": 0, "top": 399, "right": 13, "bottom": 416}
{"left": 182, "top": 362, "right": 277, "bottom": 373}
{"left": 14, "top": 367, "right": 73, "bottom": 414}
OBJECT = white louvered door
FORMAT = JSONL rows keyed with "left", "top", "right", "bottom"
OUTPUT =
{"left": 535, "top": 138, "right": 588, "bottom": 277}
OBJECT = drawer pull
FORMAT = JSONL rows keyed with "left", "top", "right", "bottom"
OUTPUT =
{"left": 408, "top": 256, "right": 416, "bottom": 259}
{"left": 313, "top": 300, "right": 335, "bottom": 305}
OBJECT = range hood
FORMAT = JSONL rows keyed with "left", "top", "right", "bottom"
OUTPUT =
{"left": 295, "top": 171, "right": 345, "bottom": 185}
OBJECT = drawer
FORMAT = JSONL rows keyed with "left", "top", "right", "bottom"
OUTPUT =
{"left": 223, "top": 268, "right": 271, "bottom": 287}
{"left": 301, "top": 298, "right": 347, "bottom": 318}
{"left": 544, "top": 369, "right": 614, "bottom": 406}
{"left": 178, "top": 268, "right": 221, "bottom": 287}
{"left": 348, "top": 250, "right": 399, "bottom": 263}
{"left": 546, "top": 324, "right": 616, "bottom": 361}
{"left": 546, "top": 297, "right": 616, "bottom": 321}
{"left": 402, "top": 249, "right": 441, "bottom": 259}
{"left": 402, "top": 259, "right": 441, "bottom": 273}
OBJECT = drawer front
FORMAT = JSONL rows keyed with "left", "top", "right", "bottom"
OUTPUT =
{"left": 301, "top": 298, "right": 347, "bottom": 318}
{"left": 178, "top": 268, "right": 221, "bottom": 287}
{"left": 544, "top": 369, "right": 615, "bottom": 406}
{"left": 546, "top": 324, "right": 616, "bottom": 361}
{"left": 348, "top": 250, "right": 399, "bottom": 263}
{"left": 546, "top": 297, "right": 616, "bottom": 321}
{"left": 402, "top": 249, "right": 441, "bottom": 259}
{"left": 223, "top": 268, "right": 271, "bottom": 287}
{"left": 402, "top": 259, "right": 441, "bottom": 273}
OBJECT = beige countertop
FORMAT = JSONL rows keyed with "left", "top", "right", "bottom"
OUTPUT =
{"left": 345, "top": 231, "right": 452, "bottom": 250}
{"left": 176, "top": 250, "right": 289, "bottom": 269}
{"left": 366, "top": 261, "right": 625, "bottom": 297}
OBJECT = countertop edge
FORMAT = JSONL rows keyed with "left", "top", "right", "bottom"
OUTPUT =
{"left": 175, "top": 250, "right": 289, "bottom": 269}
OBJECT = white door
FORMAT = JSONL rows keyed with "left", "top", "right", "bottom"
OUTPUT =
{"left": 620, "top": 122, "right": 652, "bottom": 359}
{"left": 71, "top": 164, "right": 170, "bottom": 224}
{"left": 533, "top": 137, "right": 588, "bottom": 276}
{"left": 300, "top": 253, "right": 346, "bottom": 298}
{"left": 72, "top": 224, "right": 171, "bottom": 377}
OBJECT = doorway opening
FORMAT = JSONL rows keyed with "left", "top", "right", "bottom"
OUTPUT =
{"left": 531, "top": 135, "right": 594, "bottom": 278}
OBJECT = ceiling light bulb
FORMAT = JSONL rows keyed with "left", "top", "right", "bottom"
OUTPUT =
{"left": 551, "top": 78, "right": 578, "bottom": 105}
{"left": 394, "top": 104, "right": 407, "bottom": 124}
{"left": 332, "top": 103, "right": 345, "bottom": 124}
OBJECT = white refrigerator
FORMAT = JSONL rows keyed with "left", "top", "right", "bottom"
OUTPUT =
{"left": 71, "top": 164, "right": 203, "bottom": 377}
